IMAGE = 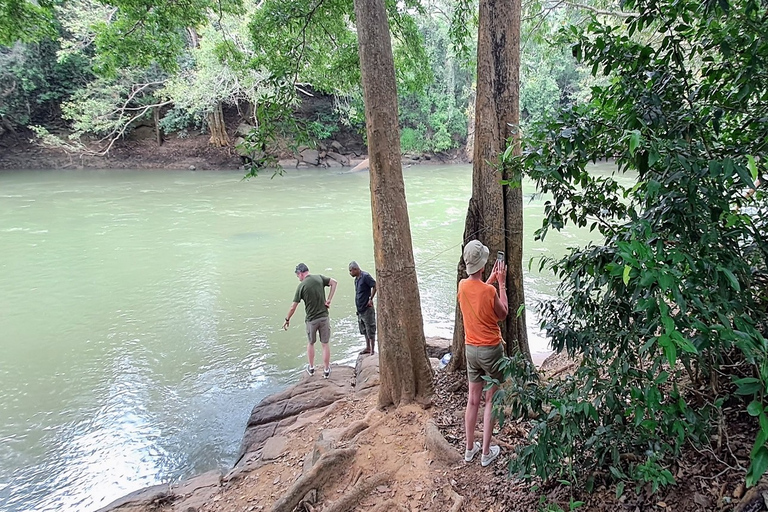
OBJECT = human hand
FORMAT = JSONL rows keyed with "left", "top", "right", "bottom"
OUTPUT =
{"left": 325, "top": 299, "right": 332, "bottom": 309}
{"left": 367, "top": 299, "right": 373, "bottom": 308}
{"left": 496, "top": 261, "right": 507, "bottom": 286}
{"left": 283, "top": 319, "right": 290, "bottom": 330}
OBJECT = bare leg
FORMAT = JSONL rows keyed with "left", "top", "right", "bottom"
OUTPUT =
{"left": 465, "top": 380, "right": 483, "bottom": 451}
{"left": 322, "top": 342, "right": 330, "bottom": 370}
{"left": 307, "top": 343, "right": 315, "bottom": 368}
{"left": 368, "top": 336, "right": 375, "bottom": 355}
{"left": 482, "top": 384, "right": 498, "bottom": 455}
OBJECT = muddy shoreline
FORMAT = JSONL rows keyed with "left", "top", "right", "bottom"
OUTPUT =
{"left": 0, "top": 130, "right": 468, "bottom": 171}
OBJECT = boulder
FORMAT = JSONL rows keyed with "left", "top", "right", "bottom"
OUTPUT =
{"left": 327, "top": 151, "right": 350, "bottom": 166}
{"left": 349, "top": 158, "right": 370, "bottom": 173}
{"left": 425, "top": 337, "right": 451, "bottom": 359}
{"left": 354, "top": 353, "right": 379, "bottom": 393}
{"left": 299, "top": 148, "right": 320, "bottom": 166}
{"left": 330, "top": 140, "right": 344, "bottom": 152}
{"left": 235, "top": 123, "right": 254, "bottom": 137}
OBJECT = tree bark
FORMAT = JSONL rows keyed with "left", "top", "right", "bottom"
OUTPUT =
{"left": 353, "top": 0, "right": 434, "bottom": 407}
{"left": 448, "top": 0, "right": 531, "bottom": 371}
{"left": 208, "top": 102, "right": 229, "bottom": 147}
{"left": 153, "top": 106, "right": 163, "bottom": 146}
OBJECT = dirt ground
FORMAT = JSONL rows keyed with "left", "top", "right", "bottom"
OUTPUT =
{"left": 0, "top": 129, "right": 244, "bottom": 170}
{"left": 101, "top": 352, "right": 766, "bottom": 512}
{"left": 0, "top": 127, "right": 466, "bottom": 171}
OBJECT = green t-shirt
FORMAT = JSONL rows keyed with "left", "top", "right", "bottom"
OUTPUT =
{"left": 293, "top": 274, "right": 331, "bottom": 322}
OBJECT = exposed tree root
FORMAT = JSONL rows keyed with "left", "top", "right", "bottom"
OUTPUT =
{"left": 448, "top": 489, "right": 465, "bottom": 512}
{"left": 339, "top": 420, "right": 369, "bottom": 442}
{"left": 270, "top": 448, "right": 356, "bottom": 512}
{"left": 426, "top": 420, "right": 462, "bottom": 464}
{"left": 322, "top": 468, "right": 397, "bottom": 512}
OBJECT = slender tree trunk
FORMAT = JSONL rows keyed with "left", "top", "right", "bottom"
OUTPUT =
{"left": 448, "top": 0, "right": 531, "bottom": 371}
{"left": 153, "top": 106, "right": 163, "bottom": 146}
{"left": 208, "top": 102, "right": 229, "bottom": 147}
{"left": 353, "top": 0, "right": 434, "bottom": 407}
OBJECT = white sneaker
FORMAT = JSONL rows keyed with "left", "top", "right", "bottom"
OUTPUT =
{"left": 323, "top": 367, "right": 331, "bottom": 379}
{"left": 306, "top": 365, "right": 315, "bottom": 376}
{"left": 464, "top": 441, "right": 481, "bottom": 462}
{"left": 481, "top": 445, "right": 500, "bottom": 467}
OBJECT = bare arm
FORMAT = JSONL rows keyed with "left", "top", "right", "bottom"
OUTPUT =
{"left": 493, "top": 263, "right": 508, "bottom": 320}
{"left": 283, "top": 302, "right": 299, "bottom": 330}
{"left": 368, "top": 284, "right": 377, "bottom": 308}
{"left": 486, "top": 260, "right": 499, "bottom": 285}
{"left": 325, "top": 278, "right": 338, "bottom": 308}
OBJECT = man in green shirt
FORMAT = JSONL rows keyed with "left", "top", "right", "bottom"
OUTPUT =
{"left": 283, "top": 263, "right": 338, "bottom": 378}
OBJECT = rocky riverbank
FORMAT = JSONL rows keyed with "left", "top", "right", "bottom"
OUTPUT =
{"left": 0, "top": 127, "right": 467, "bottom": 171}
{"left": 95, "top": 337, "right": 460, "bottom": 512}
{"left": 93, "top": 336, "right": 768, "bottom": 512}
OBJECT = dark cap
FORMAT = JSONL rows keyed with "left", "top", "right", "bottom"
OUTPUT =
{"left": 295, "top": 263, "right": 309, "bottom": 274}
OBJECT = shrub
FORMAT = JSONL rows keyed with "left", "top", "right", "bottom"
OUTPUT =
{"left": 503, "top": 0, "right": 768, "bottom": 493}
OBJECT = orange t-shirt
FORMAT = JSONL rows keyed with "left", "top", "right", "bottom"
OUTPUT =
{"left": 458, "top": 279, "right": 502, "bottom": 346}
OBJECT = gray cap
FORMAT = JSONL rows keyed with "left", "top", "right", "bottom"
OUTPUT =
{"left": 463, "top": 240, "right": 489, "bottom": 275}
{"left": 295, "top": 263, "right": 309, "bottom": 274}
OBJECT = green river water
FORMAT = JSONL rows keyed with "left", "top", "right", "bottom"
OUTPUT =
{"left": 0, "top": 164, "right": 616, "bottom": 512}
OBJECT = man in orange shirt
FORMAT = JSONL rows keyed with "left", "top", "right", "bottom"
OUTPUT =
{"left": 457, "top": 240, "right": 508, "bottom": 467}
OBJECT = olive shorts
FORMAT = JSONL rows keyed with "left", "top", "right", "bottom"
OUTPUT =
{"left": 465, "top": 342, "right": 505, "bottom": 384}
{"left": 306, "top": 317, "right": 331, "bottom": 345}
{"left": 357, "top": 307, "right": 376, "bottom": 339}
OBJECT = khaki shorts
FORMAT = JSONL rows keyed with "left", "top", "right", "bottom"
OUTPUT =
{"left": 306, "top": 317, "right": 331, "bottom": 345}
{"left": 465, "top": 343, "right": 504, "bottom": 383}
{"left": 357, "top": 307, "right": 376, "bottom": 339}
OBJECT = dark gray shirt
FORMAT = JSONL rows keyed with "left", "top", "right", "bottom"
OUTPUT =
{"left": 354, "top": 271, "right": 376, "bottom": 313}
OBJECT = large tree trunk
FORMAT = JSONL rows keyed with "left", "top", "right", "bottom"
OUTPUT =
{"left": 208, "top": 102, "right": 229, "bottom": 147}
{"left": 448, "top": 0, "right": 531, "bottom": 371}
{"left": 353, "top": 0, "right": 434, "bottom": 407}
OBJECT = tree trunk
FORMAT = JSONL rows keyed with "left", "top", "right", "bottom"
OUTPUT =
{"left": 208, "top": 102, "right": 229, "bottom": 147}
{"left": 353, "top": 0, "right": 434, "bottom": 407}
{"left": 448, "top": 0, "right": 531, "bottom": 371}
{"left": 153, "top": 106, "right": 163, "bottom": 146}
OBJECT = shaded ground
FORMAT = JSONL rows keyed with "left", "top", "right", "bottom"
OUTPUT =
{"left": 433, "top": 357, "right": 764, "bottom": 512}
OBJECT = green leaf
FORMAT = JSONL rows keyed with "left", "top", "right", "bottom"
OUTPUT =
{"left": 746, "top": 446, "right": 768, "bottom": 487}
{"left": 747, "top": 155, "right": 758, "bottom": 182}
{"left": 615, "top": 481, "right": 625, "bottom": 499}
{"left": 718, "top": 266, "right": 741, "bottom": 292}
{"left": 623, "top": 265, "right": 632, "bottom": 285}
{"left": 628, "top": 130, "right": 640, "bottom": 157}
{"left": 747, "top": 400, "right": 764, "bottom": 417}
{"left": 734, "top": 377, "right": 762, "bottom": 396}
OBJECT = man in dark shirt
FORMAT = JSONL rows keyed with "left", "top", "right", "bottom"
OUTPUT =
{"left": 283, "top": 263, "right": 338, "bottom": 378}
{"left": 348, "top": 261, "right": 377, "bottom": 356}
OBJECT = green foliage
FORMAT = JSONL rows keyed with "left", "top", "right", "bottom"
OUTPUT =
{"left": 91, "top": 0, "right": 243, "bottom": 77}
{"left": 247, "top": 0, "right": 360, "bottom": 96}
{"left": 0, "top": 0, "right": 58, "bottom": 44}
{"left": 397, "top": 8, "right": 472, "bottom": 154}
{"left": 61, "top": 67, "right": 166, "bottom": 139}
{"left": 505, "top": 0, "right": 768, "bottom": 494}
{"left": 0, "top": 39, "right": 93, "bottom": 127}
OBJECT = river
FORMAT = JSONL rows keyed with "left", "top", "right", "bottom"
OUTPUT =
{"left": 0, "top": 164, "right": 614, "bottom": 512}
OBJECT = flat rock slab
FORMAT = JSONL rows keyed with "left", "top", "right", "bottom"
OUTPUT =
{"left": 262, "top": 436, "right": 288, "bottom": 461}
{"left": 239, "top": 365, "right": 355, "bottom": 458}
